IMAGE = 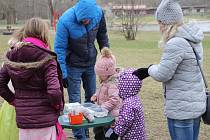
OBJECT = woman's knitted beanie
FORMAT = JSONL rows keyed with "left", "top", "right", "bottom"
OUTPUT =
{"left": 155, "top": 0, "right": 183, "bottom": 25}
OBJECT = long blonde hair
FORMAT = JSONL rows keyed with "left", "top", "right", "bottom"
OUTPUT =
{"left": 158, "top": 23, "right": 180, "bottom": 48}
{"left": 10, "top": 18, "right": 50, "bottom": 47}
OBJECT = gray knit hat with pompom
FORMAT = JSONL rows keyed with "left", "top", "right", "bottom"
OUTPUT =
{"left": 155, "top": 0, "right": 183, "bottom": 25}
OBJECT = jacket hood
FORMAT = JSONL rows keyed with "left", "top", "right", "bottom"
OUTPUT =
{"left": 3, "top": 43, "right": 55, "bottom": 81}
{"left": 175, "top": 23, "right": 204, "bottom": 43}
{"left": 74, "top": 0, "right": 101, "bottom": 23}
{"left": 118, "top": 68, "right": 142, "bottom": 100}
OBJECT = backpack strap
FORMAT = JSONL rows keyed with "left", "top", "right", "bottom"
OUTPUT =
{"left": 56, "top": 122, "right": 67, "bottom": 140}
{"left": 185, "top": 38, "right": 209, "bottom": 90}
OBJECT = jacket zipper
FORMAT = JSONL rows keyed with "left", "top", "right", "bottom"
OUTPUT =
{"left": 85, "top": 25, "right": 90, "bottom": 61}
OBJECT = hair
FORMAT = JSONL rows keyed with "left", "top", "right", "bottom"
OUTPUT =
{"left": 158, "top": 22, "right": 181, "bottom": 48}
{"left": 12, "top": 26, "right": 24, "bottom": 41}
{"left": 11, "top": 17, "right": 50, "bottom": 47}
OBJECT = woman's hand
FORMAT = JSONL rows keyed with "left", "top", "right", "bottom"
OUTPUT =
{"left": 132, "top": 68, "right": 149, "bottom": 80}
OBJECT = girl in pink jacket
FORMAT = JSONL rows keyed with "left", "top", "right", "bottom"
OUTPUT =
{"left": 91, "top": 47, "right": 121, "bottom": 140}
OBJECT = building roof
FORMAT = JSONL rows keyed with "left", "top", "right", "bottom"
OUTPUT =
{"left": 112, "top": 5, "right": 146, "bottom": 10}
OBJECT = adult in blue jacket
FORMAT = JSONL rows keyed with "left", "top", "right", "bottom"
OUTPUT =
{"left": 54, "top": 0, "right": 109, "bottom": 139}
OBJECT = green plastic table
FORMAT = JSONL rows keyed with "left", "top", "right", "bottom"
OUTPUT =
{"left": 58, "top": 115, "right": 115, "bottom": 129}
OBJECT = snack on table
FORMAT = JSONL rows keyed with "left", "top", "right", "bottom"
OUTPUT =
{"left": 62, "top": 103, "right": 95, "bottom": 123}
{"left": 80, "top": 106, "right": 95, "bottom": 123}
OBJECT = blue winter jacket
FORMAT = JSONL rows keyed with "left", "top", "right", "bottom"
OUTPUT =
{"left": 54, "top": 0, "right": 109, "bottom": 79}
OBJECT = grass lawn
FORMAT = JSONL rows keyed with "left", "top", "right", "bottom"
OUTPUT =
{"left": 0, "top": 31, "right": 210, "bottom": 139}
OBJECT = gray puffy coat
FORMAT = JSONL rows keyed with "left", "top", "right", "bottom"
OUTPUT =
{"left": 148, "top": 23, "right": 206, "bottom": 120}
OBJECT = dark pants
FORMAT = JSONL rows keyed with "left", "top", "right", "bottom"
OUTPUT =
{"left": 93, "top": 126, "right": 118, "bottom": 140}
{"left": 67, "top": 66, "right": 96, "bottom": 140}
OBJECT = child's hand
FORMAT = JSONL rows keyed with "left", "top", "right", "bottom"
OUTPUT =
{"left": 110, "top": 122, "right": 115, "bottom": 128}
{"left": 105, "top": 128, "right": 119, "bottom": 139}
{"left": 91, "top": 95, "right": 97, "bottom": 102}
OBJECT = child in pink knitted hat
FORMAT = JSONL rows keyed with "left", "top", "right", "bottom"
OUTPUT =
{"left": 91, "top": 47, "right": 121, "bottom": 140}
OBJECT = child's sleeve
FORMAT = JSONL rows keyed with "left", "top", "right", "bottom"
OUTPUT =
{"left": 101, "top": 85, "right": 120, "bottom": 111}
{"left": 0, "top": 65, "right": 15, "bottom": 103}
{"left": 94, "top": 88, "right": 99, "bottom": 96}
{"left": 114, "top": 103, "right": 135, "bottom": 136}
{"left": 44, "top": 59, "right": 63, "bottom": 111}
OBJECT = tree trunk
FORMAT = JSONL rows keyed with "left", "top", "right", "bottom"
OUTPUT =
{"left": 6, "top": 0, "right": 16, "bottom": 25}
{"left": 122, "top": 0, "right": 138, "bottom": 40}
{"left": 6, "top": 8, "right": 16, "bottom": 24}
{"left": 48, "top": 0, "right": 54, "bottom": 26}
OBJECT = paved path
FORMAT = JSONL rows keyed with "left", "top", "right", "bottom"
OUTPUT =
{"left": 108, "top": 20, "right": 210, "bottom": 32}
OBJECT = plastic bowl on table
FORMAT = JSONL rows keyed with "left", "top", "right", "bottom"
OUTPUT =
{"left": 89, "top": 107, "right": 108, "bottom": 118}
{"left": 81, "top": 103, "right": 94, "bottom": 108}
{"left": 61, "top": 114, "right": 69, "bottom": 123}
{"left": 81, "top": 103, "right": 98, "bottom": 108}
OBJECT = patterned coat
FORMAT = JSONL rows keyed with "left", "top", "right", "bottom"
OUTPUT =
{"left": 114, "top": 68, "right": 146, "bottom": 140}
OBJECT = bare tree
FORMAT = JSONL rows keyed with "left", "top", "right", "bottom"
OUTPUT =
{"left": 48, "top": 0, "right": 76, "bottom": 29}
{"left": 120, "top": 0, "right": 144, "bottom": 40}
{"left": 48, "top": 0, "right": 57, "bottom": 26}
{"left": 0, "top": 0, "right": 5, "bottom": 19}
{"left": 6, "top": 0, "right": 16, "bottom": 24}
{"left": 0, "top": 0, "right": 16, "bottom": 24}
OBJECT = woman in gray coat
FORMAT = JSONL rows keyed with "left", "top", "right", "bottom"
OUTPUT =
{"left": 134, "top": 0, "right": 206, "bottom": 140}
